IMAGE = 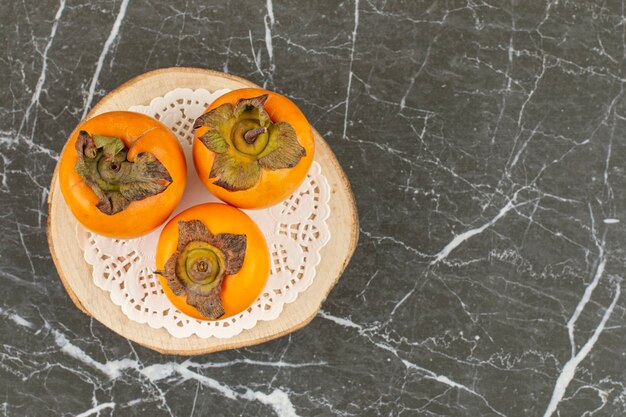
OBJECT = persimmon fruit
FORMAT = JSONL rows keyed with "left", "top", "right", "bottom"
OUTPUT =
{"left": 59, "top": 111, "right": 186, "bottom": 238}
{"left": 193, "top": 88, "right": 315, "bottom": 209}
{"left": 155, "top": 203, "right": 270, "bottom": 320}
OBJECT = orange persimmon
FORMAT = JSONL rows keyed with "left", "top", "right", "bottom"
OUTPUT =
{"left": 193, "top": 88, "right": 314, "bottom": 208}
{"left": 155, "top": 203, "right": 270, "bottom": 320}
{"left": 59, "top": 111, "right": 186, "bottom": 238}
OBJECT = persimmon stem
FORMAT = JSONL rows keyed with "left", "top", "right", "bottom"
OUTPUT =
{"left": 194, "top": 95, "right": 305, "bottom": 192}
{"left": 161, "top": 220, "right": 247, "bottom": 319}
{"left": 75, "top": 132, "right": 172, "bottom": 215}
{"left": 244, "top": 127, "right": 266, "bottom": 144}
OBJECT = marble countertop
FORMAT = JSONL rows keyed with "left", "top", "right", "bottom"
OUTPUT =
{"left": 2, "top": 1, "right": 625, "bottom": 416}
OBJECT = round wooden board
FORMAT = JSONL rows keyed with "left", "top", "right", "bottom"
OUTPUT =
{"left": 47, "top": 68, "right": 358, "bottom": 355}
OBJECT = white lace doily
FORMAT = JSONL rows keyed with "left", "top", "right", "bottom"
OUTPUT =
{"left": 76, "top": 88, "right": 331, "bottom": 339}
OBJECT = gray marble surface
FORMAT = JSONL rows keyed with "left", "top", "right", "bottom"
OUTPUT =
{"left": 2, "top": 0, "right": 626, "bottom": 416}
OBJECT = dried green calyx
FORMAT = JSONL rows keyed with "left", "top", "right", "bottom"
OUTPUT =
{"left": 74, "top": 131, "right": 172, "bottom": 215}
{"left": 158, "top": 220, "right": 246, "bottom": 319}
{"left": 194, "top": 95, "right": 306, "bottom": 191}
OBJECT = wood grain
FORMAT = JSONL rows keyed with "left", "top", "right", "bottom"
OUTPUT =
{"left": 47, "top": 67, "right": 359, "bottom": 355}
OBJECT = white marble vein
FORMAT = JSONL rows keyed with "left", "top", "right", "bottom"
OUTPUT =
{"left": 81, "top": 0, "right": 130, "bottom": 119}
{"left": 264, "top": 0, "right": 275, "bottom": 79}
{"left": 18, "top": 0, "right": 65, "bottom": 139}
{"left": 249, "top": 29, "right": 264, "bottom": 76}
{"left": 75, "top": 402, "right": 115, "bottom": 417}
{"left": 402, "top": 360, "right": 508, "bottom": 417}
{"left": 542, "top": 283, "right": 621, "bottom": 417}
{"left": 145, "top": 364, "right": 299, "bottom": 416}
{"left": 0, "top": 307, "right": 34, "bottom": 329}
{"left": 342, "top": 0, "right": 359, "bottom": 139}
{"left": 431, "top": 196, "right": 531, "bottom": 265}
{"left": 51, "top": 325, "right": 138, "bottom": 379}
{"left": 400, "top": 36, "right": 436, "bottom": 111}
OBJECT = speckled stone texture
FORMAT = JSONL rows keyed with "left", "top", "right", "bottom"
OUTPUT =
{"left": 2, "top": 1, "right": 626, "bottom": 416}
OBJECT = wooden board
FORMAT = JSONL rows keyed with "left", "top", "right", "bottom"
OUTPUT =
{"left": 46, "top": 67, "right": 359, "bottom": 355}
